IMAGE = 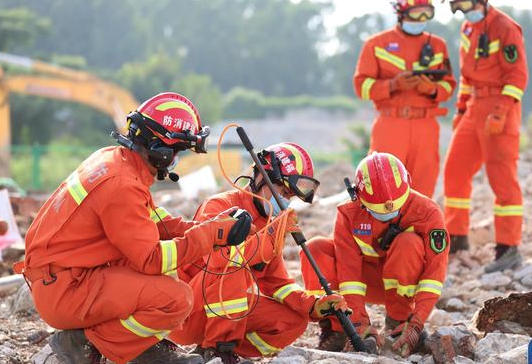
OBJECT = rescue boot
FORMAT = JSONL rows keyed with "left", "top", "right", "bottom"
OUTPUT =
{"left": 449, "top": 235, "right": 469, "bottom": 254}
{"left": 201, "top": 341, "right": 252, "bottom": 364}
{"left": 317, "top": 319, "right": 347, "bottom": 352}
{"left": 129, "top": 340, "right": 203, "bottom": 364}
{"left": 484, "top": 244, "right": 522, "bottom": 273}
{"left": 49, "top": 329, "right": 102, "bottom": 364}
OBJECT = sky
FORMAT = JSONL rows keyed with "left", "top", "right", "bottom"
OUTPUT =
{"left": 323, "top": 0, "right": 532, "bottom": 29}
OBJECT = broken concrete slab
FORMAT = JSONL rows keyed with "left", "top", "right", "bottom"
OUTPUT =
{"left": 484, "top": 344, "right": 528, "bottom": 364}
{"left": 425, "top": 326, "right": 476, "bottom": 364}
{"left": 274, "top": 345, "right": 406, "bottom": 363}
{"left": 474, "top": 333, "right": 530, "bottom": 362}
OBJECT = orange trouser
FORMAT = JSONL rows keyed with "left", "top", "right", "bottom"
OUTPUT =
{"left": 443, "top": 96, "right": 522, "bottom": 246}
{"left": 300, "top": 234, "right": 424, "bottom": 331}
{"left": 370, "top": 116, "right": 440, "bottom": 198}
{"left": 31, "top": 266, "right": 194, "bottom": 364}
{"left": 168, "top": 271, "right": 308, "bottom": 358}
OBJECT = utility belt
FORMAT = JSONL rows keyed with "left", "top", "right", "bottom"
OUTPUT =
{"left": 377, "top": 107, "right": 448, "bottom": 120}
{"left": 472, "top": 86, "right": 502, "bottom": 98}
{"left": 13, "top": 261, "right": 68, "bottom": 286}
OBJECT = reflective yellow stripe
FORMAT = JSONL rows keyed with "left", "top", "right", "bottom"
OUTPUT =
{"left": 437, "top": 80, "right": 452, "bottom": 94}
{"left": 361, "top": 78, "right": 376, "bottom": 100}
{"left": 339, "top": 281, "right": 367, "bottom": 296}
{"left": 413, "top": 52, "right": 444, "bottom": 70}
{"left": 66, "top": 171, "right": 88, "bottom": 205}
{"left": 160, "top": 240, "right": 177, "bottom": 275}
{"left": 273, "top": 283, "right": 303, "bottom": 303}
{"left": 353, "top": 236, "right": 379, "bottom": 257}
{"left": 228, "top": 245, "right": 245, "bottom": 267}
{"left": 444, "top": 197, "right": 471, "bottom": 209}
{"left": 475, "top": 39, "right": 500, "bottom": 59}
{"left": 150, "top": 207, "right": 172, "bottom": 223}
{"left": 458, "top": 83, "right": 473, "bottom": 95}
{"left": 502, "top": 85, "right": 524, "bottom": 101}
{"left": 360, "top": 160, "right": 373, "bottom": 195}
{"left": 120, "top": 315, "right": 170, "bottom": 340}
{"left": 375, "top": 47, "right": 406, "bottom": 70}
{"left": 416, "top": 279, "right": 443, "bottom": 296}
{"left": 461, "top": 32, "right": 471, "bottom": 53}
{"left": 283, "top": 143, "right": 304, "bottom": 175}
{"left": 246, "top": 332, "right": 281, "bottom": 356}
{"left": 306, "top": 289, "right": 325, "bottom": 296}
{"left": 204, "top": 297, "right": 248, "bottom": 318}
{"left": 383, "top": 279, "right": 417, "bottom": 297}
{"left": 405, "top": 226, "right": 414, "bottom": 232}
{"left": 388, "top": 155, "right": 402, "bottom": 188}
{"left": 155, "top": 101, "right": 199, "bottom": 130}
{"left": 360, "top": 187, "right": 410, "bottom": 214}
{"left": 494, "top": 204, "right": 523, "bottom": 217}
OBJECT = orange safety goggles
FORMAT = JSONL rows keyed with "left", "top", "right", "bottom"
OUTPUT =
{"left": 449, "top": 0, "right": 477, "bottom": 14}
{"left": 404, "top": 5, "right": 435, "bottom": 21}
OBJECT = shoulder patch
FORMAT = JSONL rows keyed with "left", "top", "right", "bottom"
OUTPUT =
{"left": 504, "top": 44, "right": 518, "bottom": 63}
{"left": 429, "top": 229, "right": 447, "bottom": 254}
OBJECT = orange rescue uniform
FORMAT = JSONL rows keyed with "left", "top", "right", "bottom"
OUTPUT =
{"left": 354, "top": 26, "right": 456, "bottom": 197}
{"left": 169, "top": 190, "right": 316, "bottom": 357}
{"left": 24, "top": 147, "right": 219, "bottom": 364}
{"left": 443, "top": 6, "right": 528, "bottom": 246}
{"left": 301, "top": 190, "right": 449, "bottom": 330}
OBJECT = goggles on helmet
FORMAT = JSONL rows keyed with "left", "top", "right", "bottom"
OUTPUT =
{"left": 403, "top": 5, "right": 435, "bottom": 21}
{"left": 281, "top": 174, "right": 320, "bottom": 204}
{"left": 449, "top": 0, "right": 477, "bottom": 14}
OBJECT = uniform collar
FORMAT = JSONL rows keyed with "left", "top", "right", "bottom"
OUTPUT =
{"left": 121, "top": 147, "right": 155, "bottom": 187}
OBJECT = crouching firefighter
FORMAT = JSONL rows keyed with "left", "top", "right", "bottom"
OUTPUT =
{"left": 170, "top": 142, "right": 351, "bottom": 363}
{"left": 15, "top": 92, "right": 252, "bottom": 364}
{"left": 301, "top": 152, "right": 450, "bottom": 357}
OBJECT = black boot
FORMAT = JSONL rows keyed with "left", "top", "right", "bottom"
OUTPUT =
{"left": 49, "top": 330, "right": 102, "bottom": 364}
{"left": 484, "top": 244, "right": 522, "bottom": 273}
{"left": 317, "top": 319, "right": 347, "bottom": 352}
{"left": 201, "top": 341, "right": 252, "bottom": 364}
{"left": 129, "top": 340, "right": 203, "bottom": 364}
{"left": 449, "top": 235, "right": 469, "bottom": 253}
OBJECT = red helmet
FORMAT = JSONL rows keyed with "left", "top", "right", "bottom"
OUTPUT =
{"left": 129, "top": 92, "right": 210, "bottom": 153}
{"left": 256, "top": 143, "right": 319, "bottom": 203}
{"left": 354, "top": 152, "right": 410, "bottom": 213}
{"left": 393, "top": 0, "right": 434, "bottom": 20}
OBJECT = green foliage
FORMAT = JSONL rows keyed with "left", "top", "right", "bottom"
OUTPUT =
{"left": 173, "top": 74, "right": 223, "bottom": 123}
{"left": 0, "top": 7, "right": 50, "bottom": 52}
{"left": 223, "top": 87, "right": 359, "bottom": 119}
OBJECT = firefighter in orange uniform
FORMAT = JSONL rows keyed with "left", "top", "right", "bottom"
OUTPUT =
{"left": 20, "top": 93, "right": 252, "bottom": 364}
{"left": 443, "top": 0, "right": 528, "bottom": 272}
{"left": 354, "top": 0, "right": 456, "bottom": 198}
{"left": 169, "top": 143, "right": 350, "bottom": 364}
{"left": 301, "top": 152, "right": 450, "bottom": 357}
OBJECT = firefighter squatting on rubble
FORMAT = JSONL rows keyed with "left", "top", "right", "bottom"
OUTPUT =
{"left": 442, "top": 0, "right": 529, "bottom": 273}
{"left": 17, "top": 92, "right": 256, "bottom": 364}
{"left": 168, "top": 143, "right": 350, "bottom": 364}
{"left": 301, "top": 152, "right": 450, "bottom": 358}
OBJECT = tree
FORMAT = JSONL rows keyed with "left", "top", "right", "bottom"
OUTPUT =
{"left": 0, "top": 7, "right": 50, "bottom": 52}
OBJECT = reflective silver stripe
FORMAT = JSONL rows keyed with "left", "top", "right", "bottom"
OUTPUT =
{"left": 273, "top": 283, "right": 303, "bottom": 303}
{"left": 229, "top": 245, "right": 245, "bottom": 267}
{"left": 339, "top": 281, "right": 366, "bottom": 296}
{"left": 204, "top": 297, "right": 248, "bottom": 318}
{"left": 416, "top": 279, "right": 443, "bottom": 295}
{"left": 120, "top": 315, "right": 170, "bottom": 340}
{"left": 160, "top": 240, "right": 177, "bottom": 274}
{"left": 66, "top": 171, "right": 88, "bottom": 205}
{"left": 245, "top": 332, "right": 281, "bottom": 355}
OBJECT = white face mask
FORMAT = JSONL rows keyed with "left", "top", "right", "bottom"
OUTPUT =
{"left": 167, "top": 155, "right": 179, "bottom": 171}
{"left": 465, "top": 9, "right": 485, "bottom": 23}
{"left": 368, "top": 209, "right": 400, "bottom": 222}
{"left": 261, "top": 189, "right": 290, "bottom": 217}
{"left": 401, "top": 20, "right": 427, "bottom": 35}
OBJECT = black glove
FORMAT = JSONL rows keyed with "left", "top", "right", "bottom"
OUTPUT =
{"left": 226, "top": 209, "right": 253, "bottom": 246}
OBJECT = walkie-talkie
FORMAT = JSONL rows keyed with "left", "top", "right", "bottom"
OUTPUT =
{"left": 344, "top": 177, "right": 357, "bottom": 201}
{"left": 478, "top": 33, "right": 490, "bottom": 58}
{"left": 419, "top": 42, "right": 434, "bottom": 67}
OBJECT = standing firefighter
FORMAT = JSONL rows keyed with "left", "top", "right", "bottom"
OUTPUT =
{"left": 169, "top": 143, "right": 350, "bottom": 363}
{"left": 354, "top": 0, "right": 456, "bottom": 198}
{"left": 301, "top": 152, "right": 450, "bottom": 357}
{"left": 18, "top": 92, "right": 252, "bottom": 364}
{"left": 443, "top": 0, "right": 528, "bottom": 272}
